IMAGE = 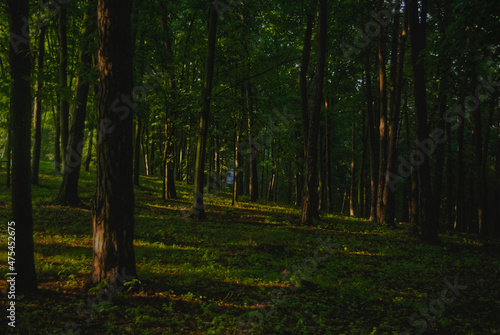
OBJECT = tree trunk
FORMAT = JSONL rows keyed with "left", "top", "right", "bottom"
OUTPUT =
{"left": 247, "top": 84, "right": 259, "bottom": 202}
{"left": 376, "top": 0, "right": 388, "bottom": 225}
{"left": 31, "top": 24, "right": 46, "bottom": 185}
{"left": 350, "top": 120, "right": 356, "bottom": 216}
{"left": 57, "top": 4, "right": 94, "bottom": 205}
{"left": 302, "top": 0, "right": 327, "bottom": 225}
{"left": 59, "top": 5, "right": 69, "bottom": 167}
{"left": 382, "top": 3, "right": 407, "bottom": 226}
{"left": 192, "top": 7, "right": 217, "bottom": 219}
{"left": 91, "top": 0, "right": 137, "bottom": 285}
{"left": 7, "top": 0, "right": 37, "bottom": 294}
{"left": 133, "top": 116, "right": 141, "bottom": 184}
{"left": 6, "top": 115, "right": 12, "bottom": 188}
{"left": 358, "top": 108, "right": 368, "bottom": 217}
{"left": 300, "top": 13, "right": 314, "bottom": 157}
{"left": 54, "top": 104, "right": 62, "bottom": 174}
{"left": 159, "top": 0, "right": 177, "bottom": 199}
{"left": 84, "top": 128, "right": 93, "bottom": 172}
{"left": 324, "top": 106, "right": 332, "bottom": 211}
{"left": 365, "top": 50, "right": 379, "bottom": 222}
{"left": 408, "top": 0, "right": 438, "bottom": 243}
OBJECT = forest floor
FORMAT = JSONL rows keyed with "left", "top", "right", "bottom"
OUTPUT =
{"left": 1, "top": 161, "right": 499, "bottom": 335}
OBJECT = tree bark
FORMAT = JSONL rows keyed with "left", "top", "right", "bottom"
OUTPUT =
{"left": 31, "top": 24, "right": 46, "bottom": 185}
{"left": 302, "top": 0, "right": 327, "bottom": 225}
{"left": 57, "top": 4, "right": 94, "bottom": 205}
{"left": 91, "top": 0, "right": 137, "bottom": 285}
{"left": 8, "top": 0, "right": 37, "bottom": 294}
{"left": 192, "top": 7, "right": 217, "bottom": 219}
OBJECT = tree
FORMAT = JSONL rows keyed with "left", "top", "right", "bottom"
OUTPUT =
{"left": 91, "top": 0, "right": 137, "bottom": 285}
{"left": 302, "top": 0, "right": 327, "bottom": 225}
{"left": 408, "top": 0, "right": 438, "bottom": 243}
{"left": 191, "top": 6, "right": 217, "bottom": 220}
{"left": 31, "top": 7, "right": 46, "bottom": 185}
{"left": 58, "top": 4, "right": 69, "bottom": 168}
{"left": 7, "top": 0, "right": 37, "bottom": 294}
{"left": 57, "top": 0, "right": 95, "bottom": 206}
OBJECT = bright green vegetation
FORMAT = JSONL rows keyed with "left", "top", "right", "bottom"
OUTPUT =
{"left": 1, "top": 162, "right": 499, "bottom": 334}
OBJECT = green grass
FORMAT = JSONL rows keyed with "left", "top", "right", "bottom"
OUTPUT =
{"left": 1, "top": 161, "right": 499, "bottom": 334}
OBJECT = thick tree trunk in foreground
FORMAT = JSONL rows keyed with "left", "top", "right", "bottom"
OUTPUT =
{"left": 408, "top": 0, "right": 438, "bottom": 243}
{"left": 302, "top": 0, "right": 327, "bottom": 225}
{"left": 8, "top": 0, "right": 37, "bottom": 294}
{"left": 91, "top": 0, "right": 137, "bottom": 285}
{"left": 31, "top": 25, "right": 46, "bottom": 185}
{"left": 57, "top": 5, "right": 94, "bottom": 205}
{"left": 192, "top": 7, "right": 217, "bottom": 219}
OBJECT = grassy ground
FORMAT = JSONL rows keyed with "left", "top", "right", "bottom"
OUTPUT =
{"left": 1, "top": 161, "right": 499, "bottom": 334}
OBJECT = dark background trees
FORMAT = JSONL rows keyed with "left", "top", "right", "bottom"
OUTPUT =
{"left": 0, "top": 0, "right": 499, "bottom": 292}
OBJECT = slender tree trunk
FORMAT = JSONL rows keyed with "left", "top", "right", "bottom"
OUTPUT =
{"left": 376, "top": 0, "right": 388, "bottom": 224}
{"left": 59, "top": 5, "right": 69, "bottom": 167}
{"left": 54, "top": 104, "right": 62, "bottom": 174}
{"left": 7, "top": 0, "right": 37, "bottom": 294}
{"left": 91, "top": 0, "right": 137, "bottom": 285}
{"left": 408, "top": 0, "right": 438, "bottom": 243}
{"left": 302, "top": 0, "right": 327, "bottom": 225}
{"left": 382, "top": 3, "right": 407, "bottom": 226}
{"left": 159, "top": 0, "right": 177, "bottom": 199}
{"left": 6, "top": 115, "right": 12, "bottom": 188}
{"left": 300, "top": 13, "right": 314, "bottom": 157}
{"left": 247, "top": 84, "right": 259, "bottom": 202}
{"left": 358, "top": 108, "right": 368, "bottom": 217}
{"left": 133, "top": 116, "right": 141, "bottom": 184}
{"left": 233, "top": 131, "right": 239, "bottom": 204}
{"left": 365, "top": 51, "right": 379, "bottom": 222}
{"left": 350, "top": 120, "right": 356, "bottom": 216}
{"left": 324, "top": 107, "right": 332, "bottom": 211}
{"left": 57, "top": 4, "right": 94, "bottom": 205}
{"left": 31, "top": 24, "right": 46, "bottom": 185}
{"left": 192, "top": 7, "right": 217, "bottom": 219}
{"left": 84, "top": 128, "right": 93, "bottom": 172}
{"left": 142, "top": 125, "right": 149, "bottom": 176}
{"left": 150, "top": 127, "right": 156, "bottom": 176}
